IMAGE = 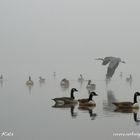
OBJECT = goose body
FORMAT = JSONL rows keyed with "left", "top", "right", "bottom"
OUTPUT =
{"left": 52, "top": 88, "right": 78, "bottom": 105}
{"left": 26, "top": 76, "right": 34, "bottom": 85}
{"left": 113, "top": 92, "right": 140, "bottom": 109}
{"left": 78, "top": 92, "right": 98, "bottom": 106}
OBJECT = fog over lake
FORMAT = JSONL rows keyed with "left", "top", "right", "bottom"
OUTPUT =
{"left": 0, "top": 0, "right": 140, "bottom": 140}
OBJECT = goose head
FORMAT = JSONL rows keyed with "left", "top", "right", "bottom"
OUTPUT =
{"left": 88, "top": 92, "right": 98, "bottom": 101}
{"left": 90, "top": 92, "right": 98, "bottom": 96}
{"left": 135, "top": 92, "right": 140, "bottom": 96}
{"left": 71, "top": 88, "right": 78, "bottom": 93}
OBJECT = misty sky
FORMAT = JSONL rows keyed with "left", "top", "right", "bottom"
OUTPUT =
{"left": 0, "top": 0, "right": 140, "bottom": 77}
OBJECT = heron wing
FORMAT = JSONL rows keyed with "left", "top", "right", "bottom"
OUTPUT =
{"left": 102, "top": 57, "right": 112, "bottom": 65}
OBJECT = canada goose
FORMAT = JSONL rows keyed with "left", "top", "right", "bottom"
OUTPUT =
{"left": 52, "top": 88, "right": 78, "bottom": 105}
{"left": 39, "top": 76, "right": 45, "bottom": 82}
{"left": 26, "top": 76, "right": 34, "bottom": 85}
{"left": 86, "top": 80, "right": 96, "bottom": 91}
{"left": 78, "top": 92, "right": 98, "bottom": 106}
{"left": 78, "top": 74, "right": 84, "bottom": 82}
{"left": 60, "top": 78, "right": 69, "bottom": 88}
{"left": 112, "top": 92, "right": 140, "bottom": 109}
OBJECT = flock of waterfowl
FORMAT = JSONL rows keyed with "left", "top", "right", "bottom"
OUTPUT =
{"left": 52, "top": 87, "right": 140, "bottom": 112}
{"left": 0, "top": 72, "right": 138, "bottom": 114}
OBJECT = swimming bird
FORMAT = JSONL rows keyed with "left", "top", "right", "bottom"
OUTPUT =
{"left": 78, "top": 92, "right": 98, "bottom": 106}
{"left": 78, "top": 74, "right": 84, "bottom": 82}
{"left": 52, "top": 88, "right": 78, "bottom": 105}
{"left": 60, "top": 78, "right": 69, "bottom": 88}
{"left": 39, "top": 76, "right": 45, "bottom": 82}
{"left": 112, "top": 92, "right": 140, "bottom": 110}
{"left": 86, "top": 80, "right": 96, "bottom": 91}
{"left": 26, "top": 76, "right": 34, "bottom": 85}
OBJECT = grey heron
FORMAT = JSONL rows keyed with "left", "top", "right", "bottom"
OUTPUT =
{"left": 95, "top": 56, "right": 125, "bottom": 79}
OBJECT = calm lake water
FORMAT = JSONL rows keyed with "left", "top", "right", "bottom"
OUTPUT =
{"left": 0, "top": 70, "right": 140, "bottom": 140}
{"left": 1, "top": 0, "right": 140, "bottom": 140}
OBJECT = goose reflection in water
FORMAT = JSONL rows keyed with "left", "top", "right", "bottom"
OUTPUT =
{"left": 78, "top": 106, "right": 97, "bottom": 120}
{"left": 134, "top": 113, "right": 140, "bottom": 125}
{"left": 52, "top": 104, "right": 78, "bottom": 118}
{"left": 0, "top": 79, "right": 3, "bottom": 87}
{"left": 26, "top": 85, "right": 33, "bottom": 93}
{"left": 114, "top": 109, "right": 140, "bottom": 125}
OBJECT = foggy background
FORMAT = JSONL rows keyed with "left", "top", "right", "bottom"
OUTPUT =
{"left": 0, "top": 1, "right": 140, "bottom": 140}
{"left": 0, "top": 0, "right": 140, "bottom": 79}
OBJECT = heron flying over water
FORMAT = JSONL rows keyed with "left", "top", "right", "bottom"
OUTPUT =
{"left": 95, "top": 56, "right": 125, "bottom": 79}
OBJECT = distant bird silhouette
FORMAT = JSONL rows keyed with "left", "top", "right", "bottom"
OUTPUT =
{"left": 39, "top": 76, "right": 45, "bottom": 82}
{"left": 86, "top": 80, "right": 96, "bottom": 91}
{"left": 52, "top": 104, "right": 78, "bottom": 118}
{"left": 126, "top": 74, "right": 132, "bottom": 82}
{"left": 26, "top": 76, "right": 34, "bottom": 86}
{"left": 78, "top": 74, "right": 84, "bottom": 82}
{"left": 120, "top": 72, "right": 123, "bottom": 79}
{"left": 60, "top": 78, "right": 69, "bottom": 88}
{"left": 53, "top": 72, "right": 56, "bottom": 78}
{"left": 78, "top": 106, "right": 97, "bottom": 120}
{"left": 95, "top": 56, "right": 125, "bottom": 79}
{"left": 0, "top": 74, "right": 3, "bottom": 80}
